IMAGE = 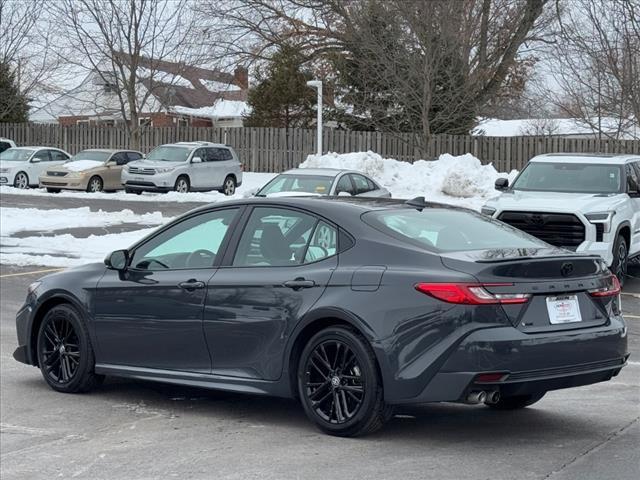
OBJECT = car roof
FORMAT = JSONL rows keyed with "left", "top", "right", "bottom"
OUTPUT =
{"left": 77, "top": 149, "right": 141, "bottom": 153}
{"left": 280, "top": 168, "right": 367, "bottom": 177}
{"left": 530, "top": 153, "right": 640, "bottom": 164}
{"left": 162, "top": 142, "right": 228, "bottom": 149}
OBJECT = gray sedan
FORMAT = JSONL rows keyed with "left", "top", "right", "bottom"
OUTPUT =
{"left": 256, "top": 168, "right": 391, "bottom": 198}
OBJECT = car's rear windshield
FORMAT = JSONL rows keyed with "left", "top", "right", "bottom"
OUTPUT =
{"left": 0, "top": 149, "right": 34, "bottom": 161}
{"left": 256, "top": 174, "right": 334, "bottom": 196}
{"left": 146, "top": 146, "right": 190, "bottom": 162}
{"left": 363, "top": 208, "right": 547, "bottom": 252}
{"left": 511, "top": 162, "right": 623, "bottom": 194}
{"left": 72, "top": 151, "right": 111, "bottom": 162}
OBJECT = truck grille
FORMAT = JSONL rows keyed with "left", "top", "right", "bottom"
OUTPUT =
{"left": 128, "top": 166, "right": 155, "bottom": 175}
{"left": 498, "top": 211, "right": 585, "bottom": 248}
{"left": 46, "top": 171, "right": 67, "bottom": 177}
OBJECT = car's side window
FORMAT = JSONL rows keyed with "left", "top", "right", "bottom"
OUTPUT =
{"left": 304, "top": 221, "right": 338, "bottom": 263}
{"left": 627, "top": 164, "right": 640, "bottom": 193}
{"left": 232, "top": 207, "right": 317, "bottom": 267}
{"left": 112, "top": 153, "right": 129, "bottom": 166}
{"left": 33, "top": 150, "right": 50, "bottom": 162}
{"left": 127, "top": 152, "right": 143, "bottom": 162}
{"left": 130, "top": 208, "right": 239, "bottom": 270}
{"left": 633, "top": 161, "right": 640, "bottom": 179}
{"left": 50, "top": 150, "right": 69, "bottom": 161}
{"left": 336, "top": 175, "right": 354, "bottom": 195}
{"left": 192, "top": 148, "right": 206, "bottom": 162}
{"left": 351, "top": 174, "right": 372, "bottom": 195}
{"left": 207, "top": 148, "right": 233, "bottom": 161}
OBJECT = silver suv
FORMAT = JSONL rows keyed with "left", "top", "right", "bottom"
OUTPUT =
{"left": 122, "top": 142, "right": 243, "bottom": 195}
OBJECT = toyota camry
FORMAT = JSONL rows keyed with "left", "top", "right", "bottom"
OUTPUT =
{"left": 13, "top": 196, "right": 628, "bottom": 437}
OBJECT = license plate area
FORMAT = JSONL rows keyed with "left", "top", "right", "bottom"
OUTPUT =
{"left": 546, "top": 295, "right": 582, "bottom": 324}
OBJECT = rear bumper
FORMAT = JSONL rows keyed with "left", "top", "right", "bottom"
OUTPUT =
{"left": 383, "top": 316, "right": 628, "bottom": 405}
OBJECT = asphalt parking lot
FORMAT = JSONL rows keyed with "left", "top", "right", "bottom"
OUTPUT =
{"left": 1, "top": 193, "right": 639, "bottom": 480}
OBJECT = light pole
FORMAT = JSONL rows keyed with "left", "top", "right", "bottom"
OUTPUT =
{"left": 306, "top": 80, "right": 323, "bottom": 156}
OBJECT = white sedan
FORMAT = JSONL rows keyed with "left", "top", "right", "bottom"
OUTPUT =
{"left": 256, "top": 168, "right": 391, "bottom": 198}
{"left": 0, "top": 147, "right": 71, "bottom": 189}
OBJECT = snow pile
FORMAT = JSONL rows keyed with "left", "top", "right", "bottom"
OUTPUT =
{"left": 301, "top": 151, "right": 517, "bottom": 209}
{"left": 0, "top": 207, "right": 167, "bottom": 236}
{"left": 64, "top": 160, "right": 104, "bottom": 172}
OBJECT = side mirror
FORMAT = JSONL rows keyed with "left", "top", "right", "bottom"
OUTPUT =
{"left": 494, "top": 178, "right": 509, "bottom": 191}
{"left": 192, "top": 156, "right": 202, "bottom": 163}
{"left": 337, "top": 191, "right": 352, "bottom": 197}
{"left": 30, "top": 157, "right": 41, "bottom": 163}
{"left": 105, "top": 249, "right": 129, "bottom": 270}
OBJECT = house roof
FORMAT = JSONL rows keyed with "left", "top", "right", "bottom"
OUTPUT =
{"left": 473, "top": 117, "right": 639, "bottom": 139}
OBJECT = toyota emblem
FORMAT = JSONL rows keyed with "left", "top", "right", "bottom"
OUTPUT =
{"left": 560, "top": 262, "right": 574, "bottom": 277}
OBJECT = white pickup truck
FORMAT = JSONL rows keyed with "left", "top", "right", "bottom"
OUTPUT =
{"left": 482, "top": 153, "right": 640, "bottom": 284}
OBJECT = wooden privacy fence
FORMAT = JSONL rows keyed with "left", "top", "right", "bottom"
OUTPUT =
{"left": 1, "top": 123, "right": 639, "bottom": 172}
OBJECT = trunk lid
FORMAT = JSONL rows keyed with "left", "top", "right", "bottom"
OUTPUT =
{"left": 440, "top": 248, "right": 617, "bottom": 332}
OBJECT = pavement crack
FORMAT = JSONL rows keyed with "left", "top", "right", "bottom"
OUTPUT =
{"left": 541, "top": 416, "right": 640, "bottom": 479}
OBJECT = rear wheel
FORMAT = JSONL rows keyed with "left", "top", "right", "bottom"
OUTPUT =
{"left": 220, "top": 175, "right": 236, "bottom": 196}
{"left": 297, "top": 326, "right": 393, "bottom": 437}
{"left": 36, "top": 304, "right": 104, "bottom": 393}
{"left": 86, "top": 176, "right": 103, "bottom": 193}
{"left": 611, "top": 234, "right": 628, "bottom": 287}
{"left": 486, "top": 392, "right": 546, "bottom": 410}
{"left": 13, "top": 172, "right": 29, "bottom": 189}
{"left": 174, "top": 176, "right": 190, "bottom": 193}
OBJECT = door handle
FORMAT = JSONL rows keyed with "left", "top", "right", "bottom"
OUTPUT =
{"left": 178, "top": 280, "right": 206, "bottom": 291}
{"left": 283, "top": 278, "right": 315, "bottom": 290}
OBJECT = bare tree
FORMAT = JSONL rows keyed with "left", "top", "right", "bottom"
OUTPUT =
{"left": 519, "top": 117, "right": 560, "bottom": 135}
{"left": 197, "top": 0, "right": 554, "bottom": 147}
{"left": 0, "top": 0, "right": 60, "bottom": 121}
{"left": 48, "top": 0, "right": 206, "bottom": 148}
{"left": 545, "top": 0, "right": 640, "bottom": 140}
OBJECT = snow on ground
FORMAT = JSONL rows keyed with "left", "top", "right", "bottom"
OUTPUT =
{"left": 301, "top": 151, "right": 517, "bottom": 210}
{"left": 0, "top": 207, "right": 167, "bottom": 236}
{"left": 1, "top": 152, "right": 518, "bottom": 267}
{"left": 0, "top": 172, "right": 276, "bottom": 203}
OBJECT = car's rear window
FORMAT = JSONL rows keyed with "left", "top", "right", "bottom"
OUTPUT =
{"left": 363, "top": 208, "right": 547, "bottom": 252}
{"left": 257, "top": 174, "right": 334, "bottom": 196}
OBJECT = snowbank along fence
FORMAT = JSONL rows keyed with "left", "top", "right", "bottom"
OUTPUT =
{"left": 2, "top": 123, "right": 639, "bottom": 173}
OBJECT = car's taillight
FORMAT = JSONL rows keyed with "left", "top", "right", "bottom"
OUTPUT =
{"left": 588, "top": 274, "right": 621, "bottom": 297}
{"left": 414, "top": 283, "right": 530, "bottom": 305}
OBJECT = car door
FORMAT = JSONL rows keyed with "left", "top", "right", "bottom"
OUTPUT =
{"left": 28, "top": 149, "right": 51, "bottom": 184}
{"left": 203, "top": 206, "right": 338, "bottom": 380}
{"left": 103, "top": 152, "right": 127, "bottom": 189}
{"left": 49, "top": 149, "right": 70, "bottom": 167}
{"left": 206, "top": 147, "right": 230, "bottom": 189}
{"left": 188, "top": 147, "right": 208, "bottom": 190}
{"left": 626, "top": 162, "right": 640, "bottom": 257}
{"left": 93, "top": 207, "right": 241, "bottom": 372}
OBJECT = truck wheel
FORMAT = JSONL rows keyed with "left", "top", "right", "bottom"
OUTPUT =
{"left": 611, "top": 234, "right": 628, "bottom": 287}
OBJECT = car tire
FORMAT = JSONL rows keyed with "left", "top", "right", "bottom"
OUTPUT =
{"left": 13, "top": 171, "right": 29, "bottom": 189}
{"left": 46, "top": 188, "right": 60, "bottom": 193}
{"left": 297, "top": 326, "right": 393, "bottom": 437}
{"left": 486, "top": 392, "right": 546, "bottom": 410}
{"left": 220, "top": 175, "right": 236, "bottom": 196}
{"left": 86, "top": 176, "right": 103, "bottom": 193}
{"left": 174, "top": 176, "right": 190, "bottom": 193}
{"left": 611, "top": 234, "right": 628, "bottom": 287}
{"left": 36, "top": 303, "right": 104, "bottom": 394}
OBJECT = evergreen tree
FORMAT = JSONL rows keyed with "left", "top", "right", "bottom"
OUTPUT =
{"left": 0, "top": 62, "right": 29, "bottom": 123}
{"left": 244, "top": 45, "right": 316, "bottom": 128}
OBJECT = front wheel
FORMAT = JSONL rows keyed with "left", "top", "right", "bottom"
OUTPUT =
{"left": 13, "top": 172, "right": 29, "bottom": 189}
{"left": 174, "top": 176, "right": 190, "bottom": 193}
{"left": 611, "top": 234, "right": 628, "bottom": 287}
{"left": 86, "top": 176, "right": 103, "bottom": 193}
{"left": 486, "top": 392, "right": 546, "bottom": 410}
{"left": 297, "top": 326, "right": 393, "bottom": 437}
{"left": 36, "top": 304, "right": 104, "bottom": 393}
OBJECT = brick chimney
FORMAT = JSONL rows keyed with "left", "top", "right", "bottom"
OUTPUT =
{"left": 234, "top": 67, "right": 249, "bottom": 90}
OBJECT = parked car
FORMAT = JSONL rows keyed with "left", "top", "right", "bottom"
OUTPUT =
{"left": 256, "top": 168, "right": 391, "bottom": 198}
{"left": 482, "top": 154, "right": 640, "bottom": 285}
{"left": 0, "top": 147, "right": 71, "bottom": 189}
{"left": 0, "top": 137, "right": 17, "bottom": 153}
{"left": 39, "top": 149, "right": 143, "bottom": 193}
{"left": 122, "top": 141, "right": 243, "bottom": 195}
{"left": 14, "top": 196, "right": 627, "bottom": 437}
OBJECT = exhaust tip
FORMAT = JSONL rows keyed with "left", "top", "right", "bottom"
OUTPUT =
{"left": 466, "top": 391, "right": 487, "bottom": 404}
{"left": 485, "top": 391, "right": 501, "bottom": 404}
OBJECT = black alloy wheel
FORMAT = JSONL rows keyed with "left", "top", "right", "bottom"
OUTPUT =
{"left": 37, "top": 304, "right": 103, "bottom": 393}
{"left": 298, "top": 326, "right": 393, "bottom": 437}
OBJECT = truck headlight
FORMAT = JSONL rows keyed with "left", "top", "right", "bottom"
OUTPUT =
{"left": 585, "top": 211, "right": 615, "bottom": 233}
